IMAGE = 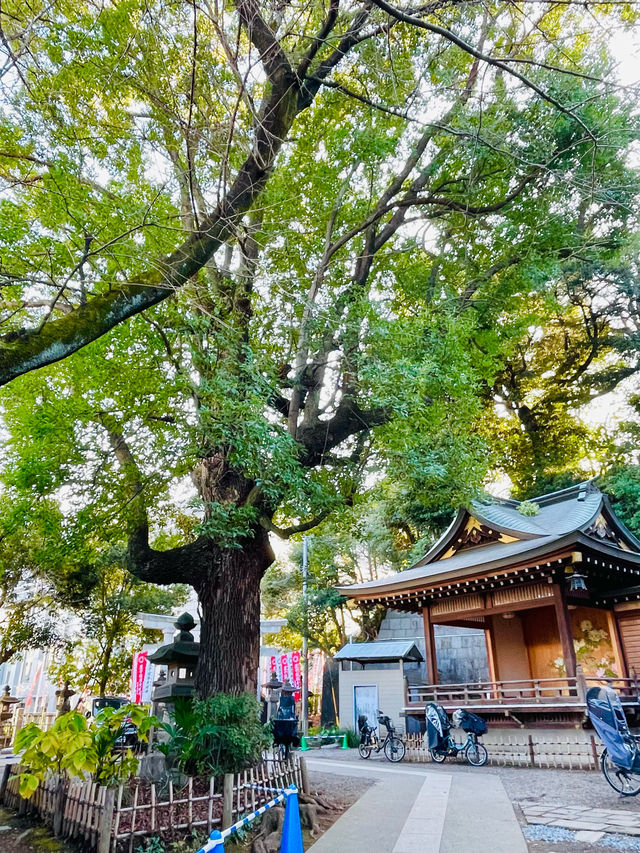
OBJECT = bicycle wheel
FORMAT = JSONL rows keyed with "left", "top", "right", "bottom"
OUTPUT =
{"left": 601, "top": 749, "right": 640, "bottom": 796}
{"left": 464, "top": 740, "right": 488, "bottom": 767}
{"left": 384, "top": 736, "right": 406, "bottom": 763}
{"left": 430, "top": 748, "right": 447, "bottom": 763}
{"left": 358, "top": 743, "right": 372, "bottom": 759}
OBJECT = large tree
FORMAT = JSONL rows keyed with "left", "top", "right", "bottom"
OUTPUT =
{"left": 0, "top": 0, "right": 637, "bottom": 383}
{"left": 1, "top": 0, "right": 639, "bottom": 696}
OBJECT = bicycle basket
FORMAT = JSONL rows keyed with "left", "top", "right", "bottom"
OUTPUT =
{"left": 453, "top": 709, "right": 487, "bottom": 735}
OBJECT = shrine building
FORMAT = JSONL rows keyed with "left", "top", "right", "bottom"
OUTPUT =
{"left": 338, "top": 481, "right": 640, "bottom": 727}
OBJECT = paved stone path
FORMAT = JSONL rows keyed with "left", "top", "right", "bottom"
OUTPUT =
{"left": 520, "top": 801, "right": 640, "bottom": 837}
{"left": 306, "top": 756, "right": 527, "bottom": 853}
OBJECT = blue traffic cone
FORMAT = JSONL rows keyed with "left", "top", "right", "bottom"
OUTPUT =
{"left": 196, "top": 828, "right": 224, "bottom": 852}
{"left": 280, "top": 787, "right": 303, "bottom": 853}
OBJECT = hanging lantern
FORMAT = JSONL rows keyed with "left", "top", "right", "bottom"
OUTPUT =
{"left": 568, "top": 572, "right": 588, "bottom": 593}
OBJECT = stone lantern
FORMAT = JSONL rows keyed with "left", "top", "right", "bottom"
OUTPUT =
{"left": 263, "top": 671, "right": 282, "bottom": 721}
{"left": 148, "top": 613, "right": 200, "bottom": 702}
{"left": 55, "top": 681, "right": 76, "bottom": 717}
{"left": 0, "top": 686, "right": 18, "bottom": 749}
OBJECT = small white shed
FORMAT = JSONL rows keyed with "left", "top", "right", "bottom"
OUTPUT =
{"left": 335, "top": 640, "right": 424, "bottom": 735}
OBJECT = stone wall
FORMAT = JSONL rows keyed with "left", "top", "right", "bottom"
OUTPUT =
{"left": 376, "top": 610, "right": 489, "bottom": 683}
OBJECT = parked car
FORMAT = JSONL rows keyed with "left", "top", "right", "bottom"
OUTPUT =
{"left": 90, "top": 696, "right": 129, "bottom": 717}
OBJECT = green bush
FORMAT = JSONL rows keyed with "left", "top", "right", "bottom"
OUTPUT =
{"left": 343, "top": 729, "right": 360, "bottom": 748}
{"left": 14, "top": 705, "right": 156, "bottom": 798}
{"left": 157, "top": 694, "right": 271, "bottom": 777}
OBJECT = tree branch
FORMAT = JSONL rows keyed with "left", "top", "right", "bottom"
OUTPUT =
{"left": 97, "top": 413, "right": 206, "bottom": 585}
{"left": 297, "top": 400, "right": 391, "bottom": 466}
{"left": 366, "top": 0, "right": 595, "bottom": 139}
{"left": 259, "top": 508, "right": 332, "bottom": 539}
{"left": 0, "top": 1, "right": 301, "bottom": 388}
{"left": 297, "top": 0, "right": 341, "bottom": 79}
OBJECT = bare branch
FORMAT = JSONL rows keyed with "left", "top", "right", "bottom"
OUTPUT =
{"left": 366, "top": 0, "right": 596, "bottom": 138}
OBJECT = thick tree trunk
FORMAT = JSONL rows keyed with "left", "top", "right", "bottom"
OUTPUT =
{"left": 194, "top": 528, "right": 273, "bottom": 697}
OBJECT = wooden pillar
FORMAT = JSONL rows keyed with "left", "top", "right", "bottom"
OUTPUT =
{"left": 553, "top": 583, "right": 577, "bottom": 679}
{"left": 484, "top": 619, "right": 498, "bottom": 682}
{"left": 606, "top": 610, "right": 628, "bottom": 679}
{"left": 422, "top": 605, "right": 437, "bottom": 684}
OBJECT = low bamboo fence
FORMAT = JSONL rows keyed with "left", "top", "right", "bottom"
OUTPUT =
{"left": 404, "top": 731, "right": 601, "bottom": 770}
{"left": 0, "top": 754, "right": 304, "bottom": 852}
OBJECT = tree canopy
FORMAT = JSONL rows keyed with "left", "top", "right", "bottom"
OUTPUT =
{"left": 1, "top": 0, "right": 640, "bottom": 694}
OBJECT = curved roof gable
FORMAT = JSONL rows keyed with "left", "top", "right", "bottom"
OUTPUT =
{"left": 472, "top": 482, "right": 602, "bottom": 539}
{"left": 338, "top": 482, "right": 640, "bottom": 601}
{"left": 411, "top": 481, "right": 640, "bottom": 570}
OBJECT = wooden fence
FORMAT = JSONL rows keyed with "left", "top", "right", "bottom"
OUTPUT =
{"left": 2, "top": 770, "right": 112, "bottom": 848}
{"left": 404, "top": 732, "right": 601, "bottom": 770}
{"left": 1, "top": 754, "right": 305, "bottom": 852}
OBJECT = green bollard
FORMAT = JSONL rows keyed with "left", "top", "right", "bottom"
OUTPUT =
{"left": 300, "top": 735, "right": 309, "bottom": 751}
{"left": 341, "top": 733, "right": 349, "bottom": 750}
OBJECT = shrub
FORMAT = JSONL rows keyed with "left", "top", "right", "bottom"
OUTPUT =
{"left": 517, "top": 500, "right": 540, "bottom": 517}
{"left": 157, "top": 694, "right": 271, "bottom": 777}
{"left": 343, "top": 729, "right": 360, "bottom": 748}
{"left": 14, "top": 705, "right": 156, "bottom": 798}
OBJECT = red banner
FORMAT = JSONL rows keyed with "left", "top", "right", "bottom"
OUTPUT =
{"left": 280, "top": 653, "right": 290, "bottom": 683}
{"left": 131, "top": 651, "right": 150, "bottom": 703}
{"left": 291, "top": 651, "right": 301, "bottom": 701}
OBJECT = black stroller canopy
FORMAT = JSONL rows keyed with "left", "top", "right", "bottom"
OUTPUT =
{"left": 587, "top": 686, "right": 639, "bottom": 772}
{"left": 426, "top": 702, "right": 450, "bottom": 751}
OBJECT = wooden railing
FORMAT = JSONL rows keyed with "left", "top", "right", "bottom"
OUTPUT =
{"left": 405, "top": 673, "right": 640, "bottom": 709}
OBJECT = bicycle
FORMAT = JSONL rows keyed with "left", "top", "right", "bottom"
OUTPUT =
{"left": 587, "top": 685, "right": 640, "bottom": 797}
{"left": 358, "top": 713, "right": 406, "bottom": 763}
{"left": 600, "top": 739, "right": 640, "bottom": 796}
{"left": 429, "top": 730, "right": 488, "bottom": 766}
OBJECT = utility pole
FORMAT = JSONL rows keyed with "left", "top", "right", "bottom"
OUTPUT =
{"left": 301, "top": 535, "right": 309, "bottom": 736}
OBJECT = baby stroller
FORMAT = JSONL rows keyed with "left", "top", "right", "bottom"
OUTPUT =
{"left": 587, "top": 686, "right": 640, "bottom": 796}
{"left": 272, "top": 717, "right": 300, "bottom": 761}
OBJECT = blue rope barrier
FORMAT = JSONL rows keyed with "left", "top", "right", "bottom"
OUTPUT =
{"left": 244, "top": 783, "right": 289, "bottom": 794}
{"left": 194, "top": 785, "right": 301, "bottom": 853}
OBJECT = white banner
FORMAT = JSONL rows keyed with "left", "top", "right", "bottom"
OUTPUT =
{"left": 130, "top": 651, "right": 154, "bottom": 703}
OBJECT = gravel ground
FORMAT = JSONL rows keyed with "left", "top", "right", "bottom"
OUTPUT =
{"left": 524, "top": 825, "right": 640, "bottom": 853}
{"left": 311, "top": 748, "right": 640, "bottom": 852}
{"left": 305, "top": 769, "right": 375, "bottom": 848}
{"left": 306, "top": 770, "right": 374, "bottom": 807}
